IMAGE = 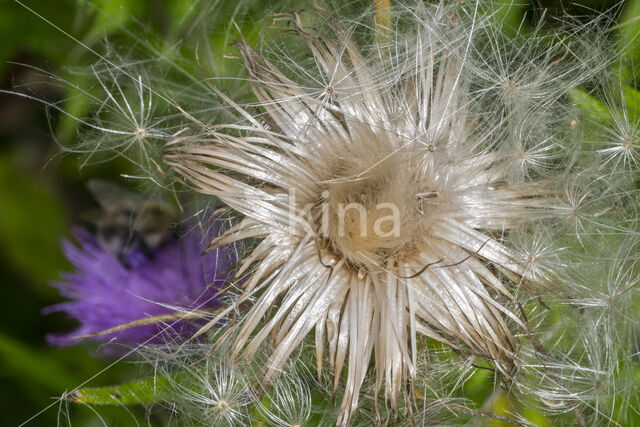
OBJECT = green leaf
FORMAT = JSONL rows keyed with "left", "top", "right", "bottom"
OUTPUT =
{"left": 622, "top": 85, "right": 640, "bottom": 123}
{"left": 568, "top": 88, "right": 611, "bottom": 122}
{"left": 463, "top": 365, "right": 493, "bottom": 407}
{"left": 0, "top": 155, "right": 68, "bottom": 291}
{"left": 522, "top": 401, "right": 553, "bottom": 427}
{"left": 485, "top": 0, "right": 528, "bottom": 38}
{"left": 85, "top": 0, "right": 147, "bottom": 37}
{"left": 488, "top": 391, "right": 516, "bottom": 426}
{"left": 618, "top": 0, "right": 640, "bottom": 82}
{"left": 0, "top": 0, "right": 85, "bottom": 71}
{"left": 0, "top": 331, "right": 76, "bottom": 391}
{"left": 72, "top": 375, "right": 171, "bottom": 405}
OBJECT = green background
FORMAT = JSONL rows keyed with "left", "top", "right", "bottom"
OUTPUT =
{"left": 0, "top": 0, "right": 634, "bottom": 425}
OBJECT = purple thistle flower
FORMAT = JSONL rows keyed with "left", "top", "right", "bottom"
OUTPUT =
{"left": 44, "top": 225, "right": 235, "bottom": 351}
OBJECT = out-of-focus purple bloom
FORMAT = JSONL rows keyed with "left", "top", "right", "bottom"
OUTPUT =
{"left": 44, "top": 226, "right": 234, "bottom": 351}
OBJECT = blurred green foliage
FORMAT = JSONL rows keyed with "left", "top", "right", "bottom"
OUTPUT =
{"left": 0, "top": 0, "right": 636, "bottom": 425}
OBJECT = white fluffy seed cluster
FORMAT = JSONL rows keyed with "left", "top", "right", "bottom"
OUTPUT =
{"left": 37, "top": 1, "right": 640, "bottom": 425}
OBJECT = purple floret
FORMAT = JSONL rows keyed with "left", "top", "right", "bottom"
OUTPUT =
{"left": 44, "top": 226, "right": 235, "bottom": 352}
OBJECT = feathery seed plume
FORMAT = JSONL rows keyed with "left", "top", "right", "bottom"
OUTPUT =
{"left": 162, "top": 3, "right": 593, "bottom": 423}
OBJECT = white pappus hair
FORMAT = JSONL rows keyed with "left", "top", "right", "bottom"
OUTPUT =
{"left": 162, "top": 2, "right": 625, "bottom": 424}
{"left": 22, "top": 0, "right": 639, "bottom": 425}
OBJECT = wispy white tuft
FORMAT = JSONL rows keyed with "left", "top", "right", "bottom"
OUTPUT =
{"left": 162, "top": 2, "right": 624, "bottom": 424}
